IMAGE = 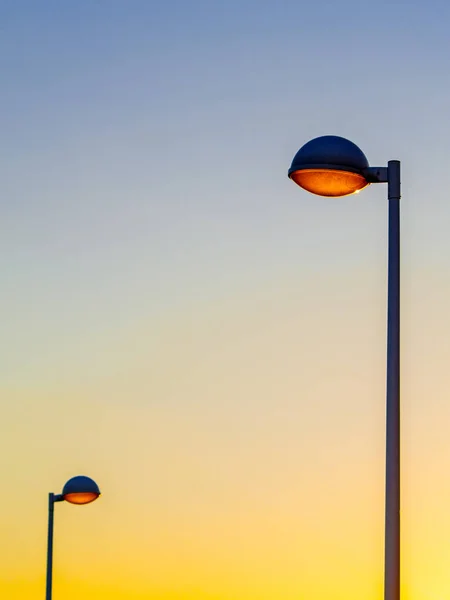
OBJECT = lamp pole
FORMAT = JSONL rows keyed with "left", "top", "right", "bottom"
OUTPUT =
{"left": 46, "top": 493, "right": 62, "bottom": 600}
{"left": 288, "top": 137, "right": 401, "bottom": 600}
{"left": 45, "top": 476, "right": 101, "bottom": 600}
{"left": 385, "top": 160, "right": 401, "bottom": 600}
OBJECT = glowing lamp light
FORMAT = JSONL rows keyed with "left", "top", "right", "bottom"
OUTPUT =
{"left": 290, "top": 168, "right": 368, "bottom": 197}
{"left": 62, "top": 476, "right": 101, "bottom": 505}
{"left": 64, "top": 491, "right": 99, "bottom": 505}
{"left": 288, "top": 135, "right": 371, "bottom": 197}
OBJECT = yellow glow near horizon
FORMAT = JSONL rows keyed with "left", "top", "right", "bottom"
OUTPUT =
{"left": 3, "top": 268, "right": 450, "bottom": 600}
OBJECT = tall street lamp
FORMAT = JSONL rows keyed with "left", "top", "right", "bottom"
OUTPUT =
{"left": 46, "top": 475, "right": 101, "bottom": 600}
{"left": 288, "top": 135, "right": 401, "bottom": 600}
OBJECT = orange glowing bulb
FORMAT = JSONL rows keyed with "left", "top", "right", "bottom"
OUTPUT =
{"left": 63, "top": 491, "right": 100, "bottom": 505}
{"left": 289, "top": 168, "right": 369, "bottom": 197}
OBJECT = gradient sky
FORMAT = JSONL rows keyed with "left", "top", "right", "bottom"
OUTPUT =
{"left": 2, "top": 1, "right": 450, "bottom": 599}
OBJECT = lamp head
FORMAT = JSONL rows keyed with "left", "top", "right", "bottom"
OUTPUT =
{"left": 288, "top": 135, "right": 370, "bottom": 197}
{"left": 62, "top": 476, "right": 100, "bottom": 505}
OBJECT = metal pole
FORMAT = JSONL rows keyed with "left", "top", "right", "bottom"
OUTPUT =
{"left": 384, "top": 160, "right": 401, "bottom": 600}
{"left": 46, "top": 493, "right": 55, "bottom": 600}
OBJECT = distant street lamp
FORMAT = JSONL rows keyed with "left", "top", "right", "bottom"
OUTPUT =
{"left": 288, "top": 135, "right": 401, "bottom": 600}
{"left": 46, "top": 475, "right": 101, "bottom": 600}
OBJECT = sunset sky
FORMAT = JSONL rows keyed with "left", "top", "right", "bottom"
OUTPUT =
{"left": 2, "top": 2, "right": 450, "bottom": 599}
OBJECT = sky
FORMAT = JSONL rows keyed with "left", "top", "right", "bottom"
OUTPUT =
{"left": 2, "top": 1, "right": 450, "bottom": 599}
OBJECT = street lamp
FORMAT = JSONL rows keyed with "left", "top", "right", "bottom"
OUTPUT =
{"left": 288, "top": 135, "right": 401, "bottom": 600}
{"left": 46, "top": 475, "right": 101, "bottom": 600}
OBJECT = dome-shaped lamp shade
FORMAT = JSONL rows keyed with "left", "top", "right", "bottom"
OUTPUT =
{"left": 62, "top": 476, "right": 100, "bottom": 505}
{"left": 288, "top": 136, "right": 370, "bottom": 197}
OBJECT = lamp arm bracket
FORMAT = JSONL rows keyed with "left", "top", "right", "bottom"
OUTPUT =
{"left": 363, "top": 166, "right": 388, "bottom": 183}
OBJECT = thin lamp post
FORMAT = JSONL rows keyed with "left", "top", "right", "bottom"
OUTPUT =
{"left": 46, "top": 475, "right": 101, "bottom": 600}
{"left": 288, "top": 135, "right": 401, "bottom": 600}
